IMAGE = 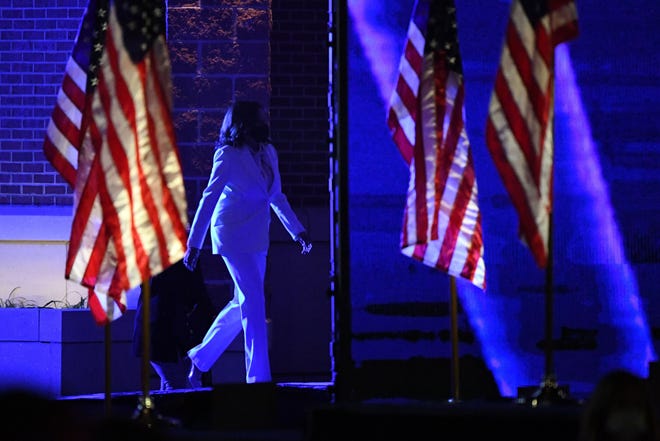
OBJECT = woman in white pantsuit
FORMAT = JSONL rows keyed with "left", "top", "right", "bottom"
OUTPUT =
{"left": 183, "top": 100, "right": 312, "bottom": 386}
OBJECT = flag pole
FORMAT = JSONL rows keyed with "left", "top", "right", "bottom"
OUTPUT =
{"left": 449, "top": 276, "right": 460, "bottom": 402}
{"left": 528, "top": 209, "right": 573, "bottom": 405}
{"left": 131, "top": 281, "right": 181, "bottom": 427}
{"left": 542, "top": 210, "right": 556, "bottom": 389}
{"left": 140, "top": 280, "right": 151, "bottom": 400}
{"left": 132, "top": 280, "right": 156, "bottom": 425}
{"left": 104, "top": 320, "right": 111, "bottom": 417}
{"left": 530, "top": 56, "right": 575, "bottom": 405}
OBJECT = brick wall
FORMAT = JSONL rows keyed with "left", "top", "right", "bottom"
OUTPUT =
{"left": 0, "top": 0, "right": 329, "bottom": 209}
{"left": 271, "top": 0, "right": 329, "bottom": 207}
{"left": 170, "top": 0, "right": 271, "bottom": 220}
{"left": 0, "top": 2, "right": 86, "bottom": 205}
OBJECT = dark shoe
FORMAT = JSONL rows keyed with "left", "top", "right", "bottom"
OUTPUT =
{"left": 188, "top": 363, "right": 203, "bottom": 389}
{"left": 150, "top": 361, "right": 188, "bottom": 391}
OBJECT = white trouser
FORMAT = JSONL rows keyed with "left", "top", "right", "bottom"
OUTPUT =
{"left": 187, "top": 250, "right": 271, "bottom": 383}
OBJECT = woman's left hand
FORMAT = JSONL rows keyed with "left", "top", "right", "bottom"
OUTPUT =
{"left": 296, "top": 231, "right": 313, "bottom": 255}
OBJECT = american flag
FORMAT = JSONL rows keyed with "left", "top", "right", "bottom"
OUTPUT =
{"left": 485, "top": 0, "right": 578, "bottom": 268}
{"left": 43, "top": 0, "right": 188, "bottom": 324}
{"left": 387, "top": 0, "right": 486, "bottom": 290}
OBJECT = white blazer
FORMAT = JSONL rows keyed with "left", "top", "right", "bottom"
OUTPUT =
{"left": 188, "top": 143, "right": 305, "bottom": 254}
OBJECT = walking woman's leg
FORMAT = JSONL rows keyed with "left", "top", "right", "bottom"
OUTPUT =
{"left": 222, "top": 250, "right": 271, "bottom": 383}
{"left": 187, "top": 275, "right": 242, "bottom": 373}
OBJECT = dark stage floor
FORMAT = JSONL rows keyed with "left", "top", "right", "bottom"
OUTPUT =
{"left": 26, "top": 381, "right": 586, "bottom": 441}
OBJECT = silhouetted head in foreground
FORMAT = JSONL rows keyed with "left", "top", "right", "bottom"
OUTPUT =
{"left": 579, "top": 370, "right": 659, "bottom": 441}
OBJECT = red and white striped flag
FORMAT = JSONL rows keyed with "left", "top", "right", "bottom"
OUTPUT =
{"left": 43, "top": 0, "right": 188, "bottom": 324}
{"left": 387, "top": 0, "right": 486, "bottom": 290}
{"left": 485, "top": 0, "right": 578, "bottom": 268}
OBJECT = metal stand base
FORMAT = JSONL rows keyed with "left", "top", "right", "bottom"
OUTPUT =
{"left": 517, "top": 376, "right": 577, "bottom": 407}
{"left": 132, "top": 395, "right": 182, "bottom": 429}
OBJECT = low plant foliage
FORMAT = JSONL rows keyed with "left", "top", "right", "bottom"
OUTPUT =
{"left": 0, "top": 287, "right": 87, "bottom": 309}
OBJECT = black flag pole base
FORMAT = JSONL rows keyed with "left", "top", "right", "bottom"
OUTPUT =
{"left": 517, "top": 374, "right": 578, "bottom": 407}
{"left": 132, "top": 395, "right": 182, "bottom": 429}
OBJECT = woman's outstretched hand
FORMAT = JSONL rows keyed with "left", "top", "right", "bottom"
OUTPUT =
{"left": 183, "top": 247, "right": 201, "bottom": 271}
{"left": 296, "top": 231, "right": 313, "bottom": 255}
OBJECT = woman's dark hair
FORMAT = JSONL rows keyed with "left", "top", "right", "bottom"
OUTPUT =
{"left": 217, "top": 100, "right": 270, "bottom": 147}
